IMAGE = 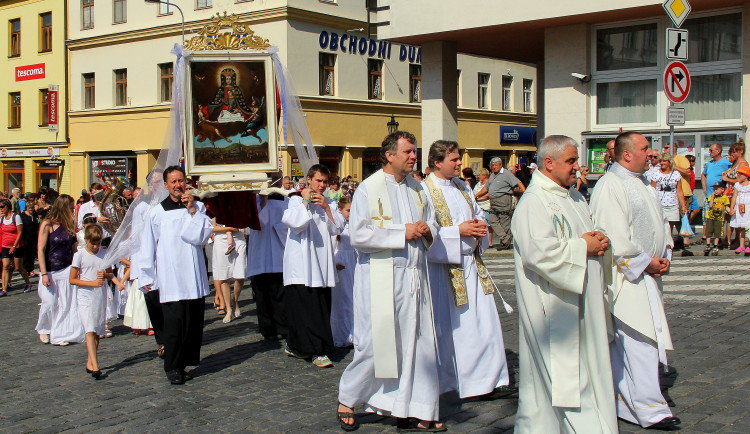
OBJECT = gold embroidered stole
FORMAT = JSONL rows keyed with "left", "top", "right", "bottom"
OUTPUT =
{"left": 424, "top": 174, "right": 494, "bottom": 307}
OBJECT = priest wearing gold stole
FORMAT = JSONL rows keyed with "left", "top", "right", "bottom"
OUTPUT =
{"left": 590, "top": 132, "right": 680, "bottom": 431}
{"left": 421, "top": 140, "right": 511, "bottom": 399}
{"left": 512, "top": 136, "right": 617, "bottom": 433}
{"left": 336, "top": 131, "right": 443, "bottom": 432}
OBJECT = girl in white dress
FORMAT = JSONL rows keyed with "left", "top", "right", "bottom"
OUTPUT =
{"left": 729, "top": 167, "right": 750, "bottom": 253}
{"left": 330, "top": 197, "right": 356, "bottom": 348}
{"left": 211, "top": 219, "right": 247, "bottom": 323}
{"left": 122, "top": 257, "right": 153, "bottom": 334}
{"left": 70, "top": 225, "right": 114, "bottom": 379}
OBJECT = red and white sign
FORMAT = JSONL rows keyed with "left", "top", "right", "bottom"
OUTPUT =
{"left": 48, "top": 84, "right": 59, "bottom": 133}
{"left": 663, "top": 61, "right": 691, "bottom": 103}
{"left": 0, "top": 147, "right": 60, "bottom": 158}
{"left": 15, "top": 63, "right": 46, "bottom": 81}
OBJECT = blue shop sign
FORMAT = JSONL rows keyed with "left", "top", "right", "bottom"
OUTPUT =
{"left": 500, "top": 126, "right": 536, "bottom": 144}
{"left": 319, "top": 30, "right": 421, "bottom": 63}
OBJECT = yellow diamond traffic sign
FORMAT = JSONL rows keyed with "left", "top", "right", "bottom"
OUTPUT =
{"left": 663, "top": 0, "right": 691, "bottom": 28}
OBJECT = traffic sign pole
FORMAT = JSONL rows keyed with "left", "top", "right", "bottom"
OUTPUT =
{"left": 670, "top": 102, "right": 675, "bottom": 156}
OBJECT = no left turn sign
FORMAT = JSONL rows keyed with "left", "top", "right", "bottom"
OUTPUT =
{"left": 664, "top": 61, "right": 691, "bottom": 103}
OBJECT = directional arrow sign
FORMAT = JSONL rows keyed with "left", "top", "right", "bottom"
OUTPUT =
{"left": 663, "top": 0, "right": 691, "bottom": 28}
{"left": 666, "top": 28, "right": 688, "bottom": 61}
{"left": 664, "top": 61, "right": 691, "bottom": 103}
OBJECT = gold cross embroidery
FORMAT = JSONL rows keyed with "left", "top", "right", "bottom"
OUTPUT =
{"left": 371, "top": 199, "right": 392, "bottom": 227}
{"left": 414, "top": 190, "right": 426, "bottom": 208}
{"left": 617, "top": 258, "right": 632, "bottom": 270}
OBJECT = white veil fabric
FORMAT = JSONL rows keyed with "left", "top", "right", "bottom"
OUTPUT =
{"left": 103, "top": 44, "right": 317, "bottom": 267}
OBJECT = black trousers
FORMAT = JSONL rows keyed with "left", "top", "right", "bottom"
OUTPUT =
{"left": 22, "top": 243, "right": 36, "bottom": 272}
{"left": 143, "top": 289, "right": 164, "bottom": 346}
{"left": 161, "top": 297, "right": 205, "bottom": 372}
{"left": 284, "top": 284, "right": 334, "bottom": 356}
{"left": 252, "top": 273, "right": 288, "bottom": 339}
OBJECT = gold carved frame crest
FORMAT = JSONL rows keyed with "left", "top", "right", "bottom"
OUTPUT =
{"left": 185, "top": 12, "right": 271, "bottom": 51}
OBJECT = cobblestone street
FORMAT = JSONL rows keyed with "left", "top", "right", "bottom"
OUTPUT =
{"left": 1, "top": 251, "right": 749, "bottom": 433}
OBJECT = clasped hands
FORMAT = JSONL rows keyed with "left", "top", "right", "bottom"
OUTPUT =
{"left": 645, "top": 257, "right": 670, "bottom": 277}
{"left": 582, "top": 231, "right": 609, "bottom": 257}
{"left": 459, "top": 219, "right": 488, "bottom": 239}
{"left": 405, "top": 221, "right": 431, "bottom": 241}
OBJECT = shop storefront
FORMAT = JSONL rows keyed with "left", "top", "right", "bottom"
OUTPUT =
{"left": 0, "top": 147, "right": 67, "bottom": 195}
{"left": 89, "top": 153, "right": 137, "bottom": 188}
{"left": 583, "top": 129, "right": 743, "bottom": 182}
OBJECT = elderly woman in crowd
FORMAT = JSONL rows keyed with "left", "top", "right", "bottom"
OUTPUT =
{"left": 651, "top": 152, "right": 687, "bottom": 235}
{"left": 473, "top": 168, "right": 492, "bottom": 246}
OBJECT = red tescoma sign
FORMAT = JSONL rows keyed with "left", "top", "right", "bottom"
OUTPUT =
{"left": 16, "top": 63, "right": 46, "bottom": 81}
{"left": 48, "top": 84, "right": 59, "bottom": 132}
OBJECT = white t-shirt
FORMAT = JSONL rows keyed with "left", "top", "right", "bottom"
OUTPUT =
{"left": 652, "top": 170, "right": 682, "bottom": 207}
{"left": 72, "top": 248, "right": 108, "bottom": 281}
{"left": 1, "top": 215, "right": 22, "bottom": 226}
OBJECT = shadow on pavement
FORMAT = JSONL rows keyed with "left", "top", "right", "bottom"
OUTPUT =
{"left": 190, "top": 339, "right": 281, "bottom": 377}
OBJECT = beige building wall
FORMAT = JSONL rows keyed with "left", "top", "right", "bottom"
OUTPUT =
{"left": 66, "top": 0, "right": 537, "bottom": 189}
{"left": 543, "top": 24, "right": 589, "bottom": 145}
{"left": 0, "top": 0, "right": 69, "bottom": 195}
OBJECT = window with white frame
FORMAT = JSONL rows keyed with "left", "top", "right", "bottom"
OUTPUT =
{"left": 593, "top": 11, "right": 741, "bottom": 126}
{"left": 477, "top": 73, "right": 489, "bottom": 109}
{"left": 502, "top": 75, "right": 513, "bottom": 111}
{"left": 197, "top": 0, "right": 212, "bottom": 9}
{"left": 523, "top": 79, "right": 533, "bottom": 113}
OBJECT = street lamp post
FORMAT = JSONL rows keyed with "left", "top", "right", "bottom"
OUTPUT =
{"left": 144, "top": 0, "right": 185, "bottom": 45}
{"left": 387, "top": 114, "right": 399, "bottom": 134}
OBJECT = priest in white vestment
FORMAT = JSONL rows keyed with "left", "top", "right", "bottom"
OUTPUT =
{"left": 590, "top": 132, "right": 680, "bottom": 430}
{"left": 337, "top": 131, "right": 443, "bottom": 432}
{"left": 139, "top": 166, "right": 214, "bottom": 385}
{"left": 512, "top": 135, "right": 618, "bottom": 433}
{"left": 422, "top": 140, "right": 510, "bottom": 399}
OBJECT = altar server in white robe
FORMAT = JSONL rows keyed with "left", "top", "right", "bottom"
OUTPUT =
{"left": 139, "top": 165, "right": 213, "bottom": 385}
{"left": 130, "top": 199, "right": 164, "bottom": 353}
{"left": 422, "top": 140, "right": 510, "bottom": 399}
{"left": 282, "top": 164, "right": 345, "bottom": 368}
{"left": 247, "top": 193, "right": 289, "bottom": 340}
{"left": 512, "top": 135, "right": 617, "bottom": 433}
{"left": 337, "top": 131, "right": 443, "bottom": 432}
{"left": 590, "top": 131, "right": 680, "bottom": 430}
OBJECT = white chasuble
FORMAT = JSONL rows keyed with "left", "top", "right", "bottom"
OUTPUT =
{"left": 338, "top": 170, "right": 441, "bottom": 422}
{"left": 512, "top": 172, "right": 617, "bottom": 434}
{"left": 590, "top": 163, "right": 673, "bottom": 353}
{"left": 139, "top": 199, "right": 214, "bottom": 303}
{"left": 590, "top": 163, "right": 674, "bottom": 427}
{"left": 423, "top": 175, "right": 509, "bottom": 399}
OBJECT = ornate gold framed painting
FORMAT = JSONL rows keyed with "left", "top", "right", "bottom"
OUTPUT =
{"left": 183, "top": 52, "right": 278, "bottom": 176}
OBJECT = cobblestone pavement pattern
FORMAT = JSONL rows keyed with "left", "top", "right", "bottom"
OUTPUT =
{"left": 1, "top": 250, "right": 748, "bottom": 433}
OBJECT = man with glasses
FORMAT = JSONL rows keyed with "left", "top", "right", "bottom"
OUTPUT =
{"left": 645, "top": 149, "right": 661, "bottom": 183}
{"left": 604, "top": 140, "right": 616, "bottom": 172}
{"left": 701, "top": 144, "right": 732, "bottom": 242}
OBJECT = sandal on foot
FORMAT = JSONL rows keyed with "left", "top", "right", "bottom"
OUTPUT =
{"left": 397, "top": 419, "right": 446, "bottom": 433}
{"left": 336, "top": 405, "right": 359, "bottom": 431}
{"left": 217, "top": 309, "right": 226, "bottom": 316}
{"left": 157, "top": 344, "right": 165, "bottom": 358}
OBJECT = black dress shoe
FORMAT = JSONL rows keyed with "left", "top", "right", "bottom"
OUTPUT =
{"left": 166, "top": 369, "right": 184, "bottom": 385}
{"left": 647, "top": 416, "right": 681, "bottom": 430}
{"left": 181, "top": 370, "right": 193, "bottom": 381}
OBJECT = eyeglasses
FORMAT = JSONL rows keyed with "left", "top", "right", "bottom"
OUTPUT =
{"left": 649, "top": 156, "right": 659, "bottom": 159}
